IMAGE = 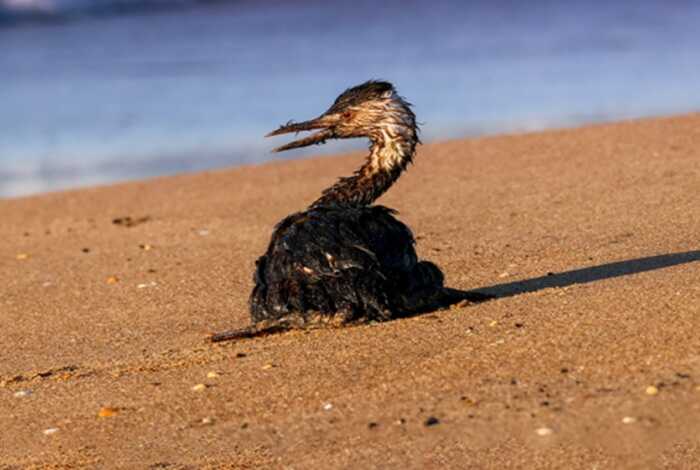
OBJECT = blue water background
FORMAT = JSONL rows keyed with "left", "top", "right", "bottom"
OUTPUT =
{"left": 1, "top": 0, "right": 699, "bottom": 197}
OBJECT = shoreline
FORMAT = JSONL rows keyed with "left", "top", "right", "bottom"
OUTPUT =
{"left": 3, "top": 111, "right": 698, "bottom": 201}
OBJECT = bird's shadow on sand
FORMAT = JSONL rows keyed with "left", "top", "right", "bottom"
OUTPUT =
{"left": 454, "top": 249, "right": 700, "bottom": 302}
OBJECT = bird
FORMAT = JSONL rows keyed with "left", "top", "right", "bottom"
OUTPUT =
{"left": 210, "top": 80, "right": 490, "bottom": 342}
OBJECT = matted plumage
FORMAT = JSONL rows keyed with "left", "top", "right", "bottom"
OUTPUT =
{"left": 211, "top": 81, "right": 490, "bottom": 342}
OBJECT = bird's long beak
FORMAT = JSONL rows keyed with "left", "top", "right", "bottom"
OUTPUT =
{"left": 265, "top": 115, "right": 336, "bottom": 152}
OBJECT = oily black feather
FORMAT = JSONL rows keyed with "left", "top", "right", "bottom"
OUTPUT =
{"left": 250, "top": 205, "right": 447, "bottom": 324}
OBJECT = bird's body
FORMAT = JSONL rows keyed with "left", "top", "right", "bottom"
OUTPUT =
{"left": 250, "top": 204, "right": 445, "bottom": 325}
{"left": 211, "top": 81, "right": 487, "bottom": 342}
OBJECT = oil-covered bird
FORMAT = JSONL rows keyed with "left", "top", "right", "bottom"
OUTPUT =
{"left": 211, "top": 81, "right": 489, "bottom": 342}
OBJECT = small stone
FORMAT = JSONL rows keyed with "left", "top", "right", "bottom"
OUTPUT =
{"left": 424, "top": 416, "right": 440, "bottom": 427}
{"left": 261, "top": 364, "right": 274, "bottom": 370}
{"left": 198, "top": 229, "right": 210, "bottom": 236}
{"left": 98, "top": 407, "right": 119, "bottom": 418}
{"left": 139, "top": 244, "right": 153, "bottom": 251}
{"left": 323, "top": 403, "right": 333, "bottom": 411}
{"left": 489, "top": 320, "right": 498, "bottom": 327}
{"left": 192, "top": 383, "right": 207, "bottom": 392}
{"left": 645, "top": 385, "right": 659, "bottom": 396}
{"left": 137, "top": 281, "right": 157, "bottom": 289}
{"left": 622, "top": 416, "right": 637, "bottom": 424}
{"left": 16, "top": 253, "right": 30, "bottom": 260}
{"left": 206, "top": 371, "right": 220, "bottom": 379}
{"left": 43, "top": 428, "right": 59, "bottom": 436}
{"left": 42, "top": 281, "right": 53, "bottom": 287}
{"left": 498, "top": 272, "right": 510, "bottom": 278}
{"left": 536, "top": 427, "right": 553, "bottom": 436}
{"left": 106, "top": 276, "right": 119, "bottom": 284}
{"left": 201, "top": 417, "right": 213, "bottom": 425}
{"left": 368, "top": 422, "right": 378, "bottom": 429}
{"left": 14, "top": 390, "right": 32, "bottom": 398}
{"left": 236, "top": 352, "right": 247, "bottom": 358}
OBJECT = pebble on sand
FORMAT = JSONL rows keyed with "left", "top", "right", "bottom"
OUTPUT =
{"left": 622, "top": 416, "right": 637, "bottom": 424}
{"left": 323, "top": 403, "right": 333, "bottom": 411}
{"left": 106, "top": 276, "right": 120, "bottom": 284}
{"left": 424, "top": 416, "right": 440, "bottom": 427}
{"left": 43, "top": 428, "right": 59, "bottom": 436}
{"left": 536, "top": 427, "right": 553, "bottom": 436}
{"left": 645, "top": 386, "right": 659, "bottom": 396}
{"left": 206, "top": 371, "right": 220, "bottom": 379}
{"left": 14, "top": 390, "right": 32, "bottom": 398}
{"left": 192, "top": 383, "right": 208, "bottom": 392}
{"left": 201, "top": 417, "right": 214, "bottom": 425}
{"left": 16, "top": 253, "right": 30, "bottom": 260}
{"left": 98, "top": 407, "right": 119, "bottom": 418}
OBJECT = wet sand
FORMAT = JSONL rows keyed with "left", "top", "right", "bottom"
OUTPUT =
{"left": 1, "top": 114, "right": 699, "bottom": 468}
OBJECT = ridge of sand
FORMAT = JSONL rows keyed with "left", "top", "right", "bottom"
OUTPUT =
{"left": 1, "top": 114, "right": 699, "bottom": 468}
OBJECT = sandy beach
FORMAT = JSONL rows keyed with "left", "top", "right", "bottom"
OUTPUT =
{"left": 1, "top": 114, "right": 699, "bottom": 468}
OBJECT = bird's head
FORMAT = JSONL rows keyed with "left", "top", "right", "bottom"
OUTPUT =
{"left": 266, "top": 80, "right": 417, "bottom": 152}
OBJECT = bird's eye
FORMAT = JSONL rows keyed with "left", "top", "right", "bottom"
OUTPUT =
{"left": 342, "top": 111, "right": 354, "bottom": 120}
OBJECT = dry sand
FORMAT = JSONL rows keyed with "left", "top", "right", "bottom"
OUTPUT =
{"left": 1, "top": 114, "right": 699, "bottom": 469}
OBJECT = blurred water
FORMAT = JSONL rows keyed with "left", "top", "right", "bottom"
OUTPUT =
{"left": 1, "top": 0, "right": 699, "bottom": 197}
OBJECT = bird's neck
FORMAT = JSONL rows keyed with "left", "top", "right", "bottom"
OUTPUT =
{"left": 311, "top": 127, "right": 418, "bottom": 208}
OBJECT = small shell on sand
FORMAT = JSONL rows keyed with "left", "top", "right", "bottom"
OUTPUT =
{"left": 43, "top": 428, "right": 59, "bottom": 436}
{"left": 645, "top": 386, "right": 659, "bottom": 396}
{"left": 192, "top": 383, "right": 207, "bottom": 392}
{"left": 14, "top": 390, "right": 32, "bottom": 398}
{"left": 622, "top": 416, "right": 637, "bottom": 424}
{"left": 536, "top": 427, "right": 553, "bottom": 436}
{"left": 206, "top": 371, "right": 220, "bottom": 379}
{"left": 137, "top": 282, "right": 157, "bottom": 289}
